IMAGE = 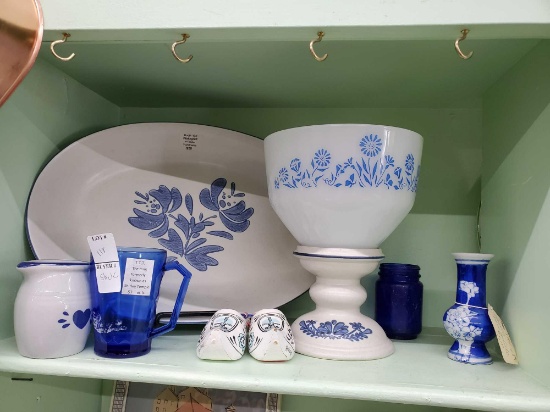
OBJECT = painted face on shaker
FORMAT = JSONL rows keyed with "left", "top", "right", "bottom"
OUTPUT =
{"left": 210, "top": 313, "right": 242, "bottom": 332}
{"left": 256, "top": 313, "right": 285, "bottom": 332}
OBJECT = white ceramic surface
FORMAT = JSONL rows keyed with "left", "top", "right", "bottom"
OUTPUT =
{"left": 248, "top": 309, "right": 295, "bottom": 362}
{"left": 452, "top": 253, "right": 495, "bottom": 265}
{"left": 26, "top": 123, "right": 314, "bottom": 314}
{"left": 290, "top": 247, "right": 394, "bottom": 360}
{"left": 265, "top": 124, "right": 423, "bottom": 248}
{"left": 196, "top": 309, "right": 247, "bottom": 361}
{"left": 14, "top": 260, "right": 91, "bottom": 358}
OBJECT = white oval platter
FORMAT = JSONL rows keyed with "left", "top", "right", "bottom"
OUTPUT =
{"left": 26, "top": 123, "right": 313, "bottom": 314}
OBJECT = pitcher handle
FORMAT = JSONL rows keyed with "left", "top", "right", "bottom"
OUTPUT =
{"left": 149, "top": 259, "right": 192, "bottom": 339}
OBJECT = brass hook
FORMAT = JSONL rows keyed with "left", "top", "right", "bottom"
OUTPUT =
{"left": 309, "top": 31, "right": 328, "bottom": 62}
{"left": 50, "top": 33, "right": 75, "bottom": 61}
{"left": 171, "top": 34, "right": 193, "bottom": 63}
{"left": 455, "top": 29, "right": 473, "bottom": 60}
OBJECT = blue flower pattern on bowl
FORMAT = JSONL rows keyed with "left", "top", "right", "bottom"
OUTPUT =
{"left": 274, "top": 134, "right": 420, "bottom": 192}
{"left": 299, "top": 320, "right": 372, "bottom": 341}
{"left": 128, "top": 178, "right": 254, "bottom": 272}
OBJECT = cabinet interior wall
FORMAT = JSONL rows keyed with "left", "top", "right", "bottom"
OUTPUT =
{"left": 482, "top": 40, "right": 550, "bottom": 388}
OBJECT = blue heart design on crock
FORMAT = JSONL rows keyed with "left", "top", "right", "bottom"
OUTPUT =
{"left": 72, "top": 309, "right": 91, "bottom": 329}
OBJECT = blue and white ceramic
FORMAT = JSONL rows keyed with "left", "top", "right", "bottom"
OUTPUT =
{"left": 443, "top": 253, "right": 496, "bottom": 365}
{"left": 248, "top": 309, "right": 295, "bottom": 362}
{"left": 197, "top": 309, "right": 247, "bottom": 361}
{"left": 14, "top": 260, "right": 91, "bottom": 358}
{"left": 26, "top": 123, "right": 314, "bottom": 315}
{"left": 264, "top": 124, "right": 422, "bottom": 360}
{"left": 290, "top": 246, "right": 394, "bottom": 360}
{"left": 264, "top": 124, "right": 423, "bottom": 249}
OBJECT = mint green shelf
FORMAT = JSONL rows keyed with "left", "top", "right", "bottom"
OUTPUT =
{"left": 38, "top": 39, "right": 538, "bottom": 109}
{"left": 0, "top": 329, "right": 548, "bottom": 412}
{"left": 40, "top": 0, "right": 550, "bottom": 41}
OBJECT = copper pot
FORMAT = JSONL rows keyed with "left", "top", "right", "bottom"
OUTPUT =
{"left": 0, "top": 0, "right": 43, "bottom": 106}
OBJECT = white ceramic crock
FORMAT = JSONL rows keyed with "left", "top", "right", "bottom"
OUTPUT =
{"left": 14, "top": 260, "right": 91, "bottom": 358}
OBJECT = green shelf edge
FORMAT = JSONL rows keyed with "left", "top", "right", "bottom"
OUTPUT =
{"left": 0, "top": 329, "right": 548, "bottom": 411}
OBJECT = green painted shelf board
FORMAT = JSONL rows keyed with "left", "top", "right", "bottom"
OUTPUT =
{"left": 41, "top": 26, "right": 550, "bottom": 43}
{"left": 39, "top": 39, "right": 538, "bottom": 108}
{"left": 40, "top": 0, "right": 550, "bottom": 39}
{"left": 0, "top": 329, "right": 548, "bottom": 411}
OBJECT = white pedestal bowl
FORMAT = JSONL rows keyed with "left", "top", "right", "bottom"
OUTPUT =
{"left": 264, "top": 124, "right": 423, "bottom": 360}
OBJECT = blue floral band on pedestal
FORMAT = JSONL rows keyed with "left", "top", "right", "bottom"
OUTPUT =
{"left": 299, "top": 320, "right": 373, "bottom": 341}
{"left": 274, "top": 134, "right": 420, "bottom": 192}
{"left": 128, "top": 178, "right": 254, "bottom": 272}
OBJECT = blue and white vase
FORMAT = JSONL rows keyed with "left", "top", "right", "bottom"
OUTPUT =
{"left": 443, "top": 253, "right": 496, "bottom": 365}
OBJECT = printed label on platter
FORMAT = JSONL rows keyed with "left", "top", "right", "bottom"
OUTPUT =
{"left": 182, "top": 133, "right": 199, "bottom": 151}
{"left": 121, "top": 258, "right": 154, "bottom": 296}
{"left": 87, "top": 233, "right": 121, "bottom": 293}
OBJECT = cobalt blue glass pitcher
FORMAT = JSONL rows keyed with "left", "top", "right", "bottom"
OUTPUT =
{"left": 89, "top": 247, "right": 192, "bottom": 358}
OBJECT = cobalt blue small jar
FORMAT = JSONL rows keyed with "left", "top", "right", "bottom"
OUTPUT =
{"left": 375, "top": 263, "right": 423, "bottom": 340}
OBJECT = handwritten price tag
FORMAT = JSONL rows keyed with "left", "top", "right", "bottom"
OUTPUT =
{"left": 488, "top": 304, "right": 519, "bottom": 365}
{"left": 87, "top": 233, "right": 119, "bottom": 263}
{"left": 87, "top": 233, "right": 121, "bottom": 293}
{"left": 121, "top": 258, "right": 154, "bottom": 297}
{"left": 93, "top": 261, "right": 121, "bottom": 293}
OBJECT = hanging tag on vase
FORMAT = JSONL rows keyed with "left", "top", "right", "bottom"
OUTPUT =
{"left": 487, "top": 304, "right": 519, "bottom": 365}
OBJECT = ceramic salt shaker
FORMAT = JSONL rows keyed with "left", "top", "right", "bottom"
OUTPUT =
{"left": 197, "top": 309, "right": 248, "bottom": 361}
{"left": 14, "top": 260, "right": 92, "bottom": 358}
{"left": 248, "top": 309, "right": 295, "bottom": 361}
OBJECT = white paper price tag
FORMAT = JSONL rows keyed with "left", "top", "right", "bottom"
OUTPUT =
{"left": 488, "top": 304, "right": 519, "bottom": 365}
{"left": 87, "top": 233, "right": 121, "bottom": 293}
{"left": 93, "top": 261, "right": 121, "bottom": 293}
{"left": 87, "top": 233, "right": 119, "bottom": 263}
{"left": 121, "top": 258, "right": 154, "bottom": 297}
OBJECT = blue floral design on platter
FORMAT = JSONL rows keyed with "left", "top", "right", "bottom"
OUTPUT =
{"left": 299, "top": 320, "right": 372, "bottom": 341}
{"left": 128, "top": 178, "right": 254, "bottom": 272}
{"left": 274, "top": 134, "right": 420, "bottom": 192}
